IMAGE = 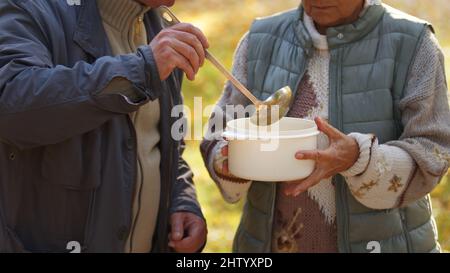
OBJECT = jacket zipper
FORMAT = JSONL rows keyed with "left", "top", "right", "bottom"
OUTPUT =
{"left": 81, "top": 189, "right": 97, "bottom": 252}
{"left": 135, "top": 16, "right": 143, "bottom": 37}
{"left": 135, "top": 5, "right": 147, "bottom": 38}
{"left": 128, "top": 7, "right": 150, "bottom": 252}
{"left": 129, "top": 157, "right": 144, "bottom": 252}
{"left": 162, "top": 81, "right": 175, "bottom": 252}
{"left": 154, "top": 75, "right": 176, "bottom": 252}
{"left": 128, "top": 110, "right": 143, "bottom": 253}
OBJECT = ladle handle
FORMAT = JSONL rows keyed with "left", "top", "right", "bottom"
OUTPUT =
{"left": 204, "top": 52, "right": 260, "bottom": 105}
{"left": 158, "top": 6, "right": 261, "bottom": 106}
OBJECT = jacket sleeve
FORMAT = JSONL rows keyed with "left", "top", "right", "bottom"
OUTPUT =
{"left": 169, "top": 140, "right": 204, "bottom": 220}
{"left": 0, "top": 1, "right": 162, "bottom": 149}
{"left": 168, "top": 69, "right": 203, "bottom": 220}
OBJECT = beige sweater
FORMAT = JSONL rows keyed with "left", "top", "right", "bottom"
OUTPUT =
{"left": 98, "top": 0, "right": 161, "bottom": 253}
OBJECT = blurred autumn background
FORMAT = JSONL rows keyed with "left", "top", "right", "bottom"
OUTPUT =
{"left": 173, "top": 0, "right": 450, "bottom": 252}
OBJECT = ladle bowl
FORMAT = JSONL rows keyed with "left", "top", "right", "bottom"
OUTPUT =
{"left": 252, "top": 86, "right": 293, "bottom": 126}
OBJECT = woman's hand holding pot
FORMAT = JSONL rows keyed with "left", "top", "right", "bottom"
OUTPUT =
{"left": 284, "top": 117, "right": 360, "bottom": 197}
{"left": 213, "top": 142, "right": 231, "bottom": 177}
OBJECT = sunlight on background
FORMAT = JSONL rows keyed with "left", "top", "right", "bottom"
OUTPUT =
{"left": 173, "top": 0, "right": 450, "bottom": 252}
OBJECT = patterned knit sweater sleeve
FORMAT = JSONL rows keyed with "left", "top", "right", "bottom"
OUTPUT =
{"left": 341, "top": 29, "right": 450, "bottom": 209}
{"left": 200, "top": 33, "right": 253, "bottom": 204}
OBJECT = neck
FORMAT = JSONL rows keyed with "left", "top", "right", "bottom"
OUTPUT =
{"left": 315, "top": 24, "right": 328, "bottom": 36}
{"left": 134, "top": 0, "right": 152, "bottom": 7}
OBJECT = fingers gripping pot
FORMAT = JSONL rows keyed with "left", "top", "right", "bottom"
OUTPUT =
{"left": 222, "top": 118, "right": 320, "bottom": 182}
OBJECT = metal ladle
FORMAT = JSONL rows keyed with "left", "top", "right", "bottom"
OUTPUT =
{"left": 158, "top": 6, "right": 293, "bottom": 125}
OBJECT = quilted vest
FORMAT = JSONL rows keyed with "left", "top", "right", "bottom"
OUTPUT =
{"left": 234, "top": 4, "right": 440, "bottom": 253}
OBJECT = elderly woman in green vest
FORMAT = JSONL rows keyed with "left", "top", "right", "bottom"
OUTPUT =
{"left": 201, "top": 0, "right": 450, "bottom": 253}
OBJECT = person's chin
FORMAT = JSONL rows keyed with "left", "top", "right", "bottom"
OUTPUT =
{"left": 163, "top": 0, "right": 176, "bottom": 7}
{"left": 139, "top": 0, "right": 176, "bottom": 8}
{"left": 310, "top": 9, "right": 341, "bottom": 26}
{"left": 311, "top": 16, "right": 342, "bottom": 29}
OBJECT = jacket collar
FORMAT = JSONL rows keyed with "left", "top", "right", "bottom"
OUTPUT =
{"left": 72, "top": 1, "right": 162, "bottom": 59}
{"left": 73, "top": 0, "right": 112, "bottom": 58}
{"left": 326, "top": 4, "right": 385, "bottom": 49}
{"left": 294, "top": 3, "right": 386, "bottom": 53}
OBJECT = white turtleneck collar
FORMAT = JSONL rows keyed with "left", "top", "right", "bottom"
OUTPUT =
{"left": 304, "top": 0, "right": 382, "bottom": 51}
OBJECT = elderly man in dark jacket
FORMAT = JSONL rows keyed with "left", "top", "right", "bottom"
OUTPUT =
{"left": 0, "top": 0, "right": 207, "bottom": 253}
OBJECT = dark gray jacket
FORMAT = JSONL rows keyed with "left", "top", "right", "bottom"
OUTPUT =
{"left": 0, "top": 0, "right": 202, "bottom": 253}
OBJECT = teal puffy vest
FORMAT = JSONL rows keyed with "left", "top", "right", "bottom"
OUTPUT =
{"left": 234, "top": 4, "right": 440, "bottom": 253}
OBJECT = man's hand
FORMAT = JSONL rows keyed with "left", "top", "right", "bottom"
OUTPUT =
{"left": 284, "top": 117, "right": 359, "bottom": 197}
{"left": 168, "top": 212, "right": 207, "bottom": 253}
{"left": 150, "top": 23, "right": 209, "bottom": 81}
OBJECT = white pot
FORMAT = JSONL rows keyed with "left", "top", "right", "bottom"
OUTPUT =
{"left": 222, "top": 118, "right": 319, "bottom": 182}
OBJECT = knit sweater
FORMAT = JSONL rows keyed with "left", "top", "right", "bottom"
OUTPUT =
{"left": 201, "top": 0, "right": 450, "bottom": 253}
{"left": 98, "top": 0, "right": 161, "bottom": 253}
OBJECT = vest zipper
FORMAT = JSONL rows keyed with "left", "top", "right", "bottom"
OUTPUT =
{"left": 330, "top": 48, "right": 351, "bottom": 253}
{"left": 334, "top": 49, "right": 344, "bottom": 130}
{"left": 400, "top": 209, "right": 412, "bottom": 252}
{"left": 337, "top": 177, "right": 350, "bottom": 252}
